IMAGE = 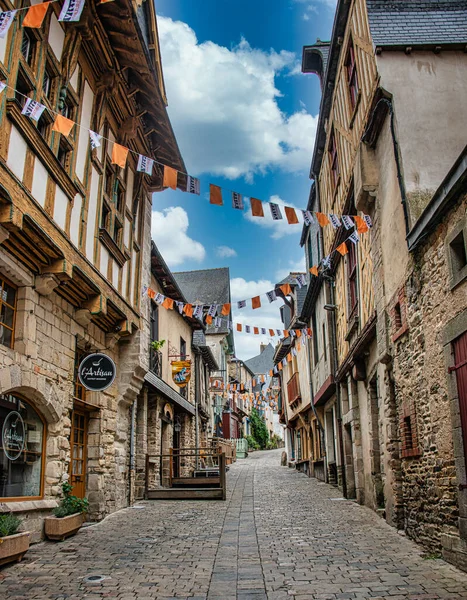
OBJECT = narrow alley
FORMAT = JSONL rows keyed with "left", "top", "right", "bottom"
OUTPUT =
{"left": 1, "top": 450, "right": 467, "bottom": 600}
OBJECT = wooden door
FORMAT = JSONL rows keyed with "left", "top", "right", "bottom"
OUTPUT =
{"left": 70, "top": 410, "right": 88, "bottom": 498}
{"left": 453, "top": 332, "right": 467, "bottom": 464}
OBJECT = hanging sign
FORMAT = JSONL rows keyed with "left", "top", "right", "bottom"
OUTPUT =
{"left": 2, "top": 411, "right": 25, "bottom": 461}
{"left": 78, "top": 353, "right": 116, "bottom": 392}
{"left": 171, "top": 360, "right": 192, "bottom": 388}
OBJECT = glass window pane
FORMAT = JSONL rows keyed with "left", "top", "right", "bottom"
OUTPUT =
{"left": 2, "top": 305, "right": 14, "bottom": 328}
{"left": 0, "top": 327, "right": 12, "bottom": 348}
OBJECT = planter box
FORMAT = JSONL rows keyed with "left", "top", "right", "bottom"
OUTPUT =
{"left": 0, "top": 531, "right": 30, "bottom": 566}
{"left": 44, "top": 513, "right": 84, "bottom": 541}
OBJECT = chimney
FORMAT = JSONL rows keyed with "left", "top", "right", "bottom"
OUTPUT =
{"left": 260, "top": 344, "right": 267, "bottom": 354}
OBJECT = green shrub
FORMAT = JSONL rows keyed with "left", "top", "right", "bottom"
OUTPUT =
{"left": 0, "top": 513, "right": 22, "bottom": 537}
{"left": 52, "top": 482, "right": 88, "bottom": 518}
{"left": 249, "top": 408, "right": 269, "bottom": 449}
{"left": 245, "top": 435, "right": 260, "bottom": 450}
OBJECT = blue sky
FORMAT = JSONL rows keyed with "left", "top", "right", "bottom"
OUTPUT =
{"left": 152, "top": 0, "right": 336, "bottom": 358}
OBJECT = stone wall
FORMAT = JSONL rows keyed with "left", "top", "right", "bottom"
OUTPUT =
{"left": 391, "top": 195, "right": 467, "bottom": 552}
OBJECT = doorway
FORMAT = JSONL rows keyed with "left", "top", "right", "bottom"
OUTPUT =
{"left": 70, "top": 410, "right": 88, "bottom": 498}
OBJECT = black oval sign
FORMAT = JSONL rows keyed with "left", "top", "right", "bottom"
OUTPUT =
{"left": 78, "top": 353, "right": 116, "bottom": 392}
{"left": 2, "top": 411, "right": 25, "bottom": 461}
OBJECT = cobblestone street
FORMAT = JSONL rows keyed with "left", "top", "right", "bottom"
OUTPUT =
{"left": 1, "top": 450, "right": 467, "bottom": 600}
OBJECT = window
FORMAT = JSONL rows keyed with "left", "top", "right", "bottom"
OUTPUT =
{"left": 307, "top": 235, "right": 313, "bottom": 271}
{"left": 37, "top": 110, "right": 52, "bottom": 142}
{"left": 0, "top": 394, "right": 45, "bottom": 499}
{"left": 74, "top": 348, "right": 88, "bottom": 402}
{"left": 347, "top": 242, "right": 358, "bottom": 318}
{"left": 394, "top": 302, "right": 402, "bottom": 331}
{"left": 180, "top": 337, "right": 187, "bottom": 361}
{"left": 57, "top": 138, "right": 72, "bottom": 169}
{"left": 42, "top": 68, "right": 52, "bottom": 100}
{"left": 312, "top": 312, "right": 319, "bottom": 365}
{"left": 328, "top": 129, "right": 339, "bottom": 190}
{"left": 322, "top": 322, "right": 327, "bottom": 362}
{"left": 114, "top": 180, "right": 125, "bottom": 214}
{"left": 400, "top": 404, "right": 420, "bottom": 459}
{"left": 101, "top": 201, "right": 111, "bottom": 232}
{"left": 0, "top": 276, "right": 16, "bottom": 348}
{"left": 448, "top": 228, "right": 467, "bottom": 289}
{"left": 112, "top": 219, "right": 122, "bottom": 247}
{"left": 21, "top": 31, "right": 34, "bottom": 67}
{"left": 345, "top": 39, "right": 359, "bottom": 111}
{"left": 15, "top": 69, "right": 32, "bottom": 108}
{"left": 60, "top": 96, "right": 75, "bottom": 122}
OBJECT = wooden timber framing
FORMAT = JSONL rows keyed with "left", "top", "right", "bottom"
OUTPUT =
{"left": 316, "top": 0, "right": 379, "bottom": 364}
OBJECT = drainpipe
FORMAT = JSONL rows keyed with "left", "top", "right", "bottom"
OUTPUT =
{"left": 194, "top": 350, "right": 200, "bottom": 469}
{"left": 129, "top": 397, "right": 137, "bottom": 505}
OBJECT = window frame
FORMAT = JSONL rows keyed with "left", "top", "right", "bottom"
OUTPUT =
{"left": 446, "top": 218, "right": 467, "bottom": 289}
{"left": 345, "top": 38, "right": 360, "bottom": 112}
{"left": 0, "top": 393, "right": 47, "bottom": 502}
{"left": 347, "top": 241, "right": 358, "bottom": 319}
{"left": 328, "top": 129, "right": 340, "bottom": 191}
{"left": 0, "top": 275, "right": 17, "bottom": 349}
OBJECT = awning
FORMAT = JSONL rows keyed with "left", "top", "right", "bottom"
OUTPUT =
{"left": 144, "top": 371, "right": 195, "bottom": 416}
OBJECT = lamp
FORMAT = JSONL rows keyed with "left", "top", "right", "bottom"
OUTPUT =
{"left": 324, "top": 304, "right": 337, "bottom": 311}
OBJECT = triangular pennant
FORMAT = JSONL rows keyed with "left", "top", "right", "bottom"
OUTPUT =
{"left": 163, "top": 166, "right": 178, "bottom": 190}
{"left": 316, "top": 212, "right": 330, "bottom": 227}
{"left": 210, "top": 184, "right": 223, "bottom": 206}
{"left": 322, "top": 255, "right": 332, "bottom": 269}
{"left": 284, "top": 206, "right": 299, "bottom": 225}
{"left": 137, "top": 155, "right": 154, "bottom": 175}
{"left": 269, "top": 202, "right": 282, "bottom": 220}
{"left": 186, "top": 175, "right": 200, "bottom": 195}
{"left": 52, "top": 114, "right": 74, "bottom": 137}
{"left": 251, "top": 296, "right": 261, "bottom": 310}
{"left": 309, "top": 266, "right": 319, "bottom": 276}
{"left": 111, "top": 143, "right": 129, "bottom": 168}
{"left": 250, "top": 198, "right": 264, "bottom": 217}
{"left": 232, "top": 192, "right": 244, "bottom": 210}
{"left": 279, "top": 283, "right": 292, "bottom": 297}
{"left": 354, "top": 215, "right": 369, "bottom": 234}
{"left": 23, "top": 2, "right": 50, "bottom": 28}
{"left": 58, "top": 0, "right": 85, "bottom": 22}
{"left": 336, "top": 241, "right": 348, "bottom": 255}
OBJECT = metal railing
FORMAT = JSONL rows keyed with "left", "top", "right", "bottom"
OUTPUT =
{"left": 149, "top": 347, "right": 162, "bottom": 377}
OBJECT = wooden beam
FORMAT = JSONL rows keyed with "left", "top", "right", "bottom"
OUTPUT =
{"left": 82, "top": 293, "right": 107, "bottom": 315}
{"left": 0, "top": 204, "right": 23, "bottom": 230}
{"left": 41, "top": 259, "right": 73, "bottom": 279}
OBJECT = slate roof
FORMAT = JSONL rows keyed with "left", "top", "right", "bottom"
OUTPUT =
{"left": 244, "top": 343, "right": 275, "bottom": 375}
{"left": 367, "top": 0, "right": 467, "bottom": 46}
{"left": 173, "top": 267, "right": 231, "bottom": 335}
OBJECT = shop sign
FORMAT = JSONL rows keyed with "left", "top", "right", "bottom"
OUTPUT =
{"left": 78, "top": 353, "right": 116, "bottom": 392}
{"left": 2, "top": 411, "right": 25, "bottom": 461}
{"left": 171, "top": 360, "right": 191, "bottom": 388}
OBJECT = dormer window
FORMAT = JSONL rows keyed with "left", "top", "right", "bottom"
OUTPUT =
{"left": 329, "top": 129, "right": 339, "bottom": 190}
{"left": 345, "top": 39, "right": 359, "bottom": 111}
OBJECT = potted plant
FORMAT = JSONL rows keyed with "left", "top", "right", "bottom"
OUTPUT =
{"left": 0, "top": 514, "right": 30, "bottom": 566}
{"left": 44, "top": 482, "right": 88, "bottom": 541}
{"left": 150, "top": 339, "right": 166, "bottom": 352}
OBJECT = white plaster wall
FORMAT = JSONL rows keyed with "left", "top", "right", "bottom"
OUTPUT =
{"left": 100, "top": 245, "right": 109, "bottom": 277}
{"left": 75, "top": 81, "right": 93, "bottom": 182}
{"left": 122, "top": 260, "right": 128, "bottom": 299}
{"left": 130, "top": 248, "right": 136, "bottom": 304}
{"left": 124, "top": 216, "right": 131, "bottom": 248}
{"left": 112, "top": 260, "right": 119, "bottom": 291}
{"left": 0, "top": 30, "right": 8, "bottom": 64}
{"left": 69, "top": 194, "right": 82, "bottom": 247}
{"left": 53, "top": 187, "right": 68, "bottom": 230}
{"left": 86, "top": 166, "right": 99, "bottom": 261}
{"left": 126, "top": 169, "right": 134, "bottom": 211}
{"left": 107, "top": 129, "right": 116, "bottom": 157}
{"left": 31, "top": 159, "right": 48, "bottom": 208}
{"left": 69, "top": 66, "right": 79, "bottom": 92}
{"left": 48, "top": 14, "right": 65, "bottom": 62}
{"left": 7, "top": 125, "right": 27, "bottom": 182}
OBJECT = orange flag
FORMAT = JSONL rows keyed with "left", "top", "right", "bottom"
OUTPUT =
{"left": 206, "top": 315, "right": 213, "bottom": 325}
{"left": 269, "top": 329, "right": 275, "bottom": 337}
{"left": 252, "top": 296, "right": 261, "bottom": 309}
{"left": 309, "top": 266, "right": 319, "bottom": 276}
{"left": 283, "top": 330, "right": 289, "bottom": 338}
{"left": 163, "top": 166, "right": 178, "bottom": 190}
{"left": 52, "top": 114, "right": 74, "bottom": 137}
{"left": 354, "top": 215, "right": 369, "bottom": 234}
{"left": 111, "top": 143, "right": 129, "bottom": 168}
{"left": 336, "top": 241, "right": 348, "bottom": 255}
{"left": 284, "top": 207, "right": 299, "bottom": 225}
{"left": 280, "top": 283, "right": 292, "bottom": 297}
{"left": 261, "top": 375, "right": 265, "bottom": 383}
{"left": 287, "top": 353, "right": 292, "bottom": 363}
{"left": 162, "top": 298, "right": 174, "bottom": 310}
{"left": 183, "top": 304, "right": 193, "bottom": 317}
{"left": 221, "top": 303, "right": 231, "bottom": 316}
{"left": 316, "top": 212, "right": 330, "bottom": 227}
{"left": 278, "top": 362, "right": 283, "bottom": 371}
{"left": 254, "top": 327, "right": 259, "bottom": 335}
{"left": 296, "top": 330, "right": 302, "bottom": 338}
{"left": 269, "top": 370, "right": 273, "bottom": 377}
{"left": 250, "top": 198, "right": 264, "bottom": 217}
{"left": 147, "top": 288, "right": 156, "bottom": 299}
{"left": 297, "top": 342, "right": 301, "bottom": 352}
{"left": 210, "top": 184, "right": 223, "bottom": 206}
{"left": 236, "top": 323, "right": 242, "bottom": 332}
{"left": 23, "top": 2, "right": 50, "bottom": 28}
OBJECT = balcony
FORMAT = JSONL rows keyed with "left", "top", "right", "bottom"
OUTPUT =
{"left": 149, "top": 347, "right": 162, "bottom": 378}
{"left": 287, "top": 372, "right": 301, "bottom": 405}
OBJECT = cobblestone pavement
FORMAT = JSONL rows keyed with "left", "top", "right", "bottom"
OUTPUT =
{"left": 1, "top": 450, "right": 467, "bottom": 600}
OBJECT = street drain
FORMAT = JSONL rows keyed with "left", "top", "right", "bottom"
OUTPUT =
{"left": 83, "top": 575, "right": 108, "bottom": 584}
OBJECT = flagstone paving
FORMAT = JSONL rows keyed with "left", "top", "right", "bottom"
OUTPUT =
{"left": 1, "top": 449, "right": 467, "bottom": 599}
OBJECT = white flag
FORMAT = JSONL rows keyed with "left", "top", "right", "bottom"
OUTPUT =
{"left": 349, "top": 231, "right": 360, "bottom": 244}
{"left": 237, "top": 300, "right": 246, "bottom": 309}
{"left": 175, "top": 301, "right": 184, "bottom": 315}
{"left": 21, "top": 98, "right": 46, "bottom": 122}
{"left": 0, "top": 11, "right": 16, "bottom": 39}
{"left": 342, "top": 215, "right": 354, "bottom": 230}
{"left": 137, "top": 154, "right": 154, "bottom": 175}
{"left": 296, "top": 274, "right": 306, "bottom": 288}
{"left": 364, "top": 214, "right": 373, "bottom": 228}
{"left": 58, "top": 0, "right": 85, "bottom": 22}
{"left": 290, "top": 329, "right": 296, "bottom": 338}
{"left": 270, "top": 203, "right": 282, "bottom": 221}
{"left": 292, "top": 347, "right": 297, "bottom": 357}
{"left": 322, "top": 255, "right": 331, "bottom": 269}
{"left": 0, "top": 82, "right": 5, "bottom": 94}
{"left": 273, "top": 366, "right": 278, "bottom": 374}
{"left": 302, "top": 210, "right": 314, "bottom": 226}
{"left": 214, "top": 317, "right": 222, "bottom": 328}
{"left": 89, "top": 130, "right": 102, "bottom": 150}
{"left": 245, "top": 325, "right": 251, "bottom": 334}
{"left": 186, "top": 175, "right": 200, "bottom": 195}
{"left": 266, "top": 290, "right": 277, "bottom": 303}
{"left": 208, "top": 304, "right": 217, "bottom": 317}
{"left": 282, "top": 357, "right": 287, "bottom": 366}
{"left": 261, "top": 328, "right": 266, "bottom": 335}
{"left": 329, "top": 214, "right": 341, "bottom": 229}
{"left": 154, "top": 293, "right": 164, "bottom": 305}
{"left": 302, "top": 328, "right": 308, "bottom": 338}
{"left": 232, "top": 192, "right": 244, "bottom": 210}
{"left": 276, "top": 329, "right": 282, "bottom": 337}
{"left": 193, "top": 305, "right": 203, "bottom": 320}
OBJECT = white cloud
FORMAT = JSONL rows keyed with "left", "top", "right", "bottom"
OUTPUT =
{"left": 231, "top": 277, "right": 285, "bottom": 360}
{"left": 158, "top": 17, "right": 318, "bottom": 180}
{"left": 302, "top": 13, "right": 310, "bottom": 20}
{"left": 216, "top": 246, "right": 237, "bottom": 258}
{"left": 151, "top": 206, "right": 205, "bottom": 267}
{"left": 275, "top": 256, "right": 306, "bottom": 282}
{"left": 244, "top": 195, "right": 304, "bottom": 239}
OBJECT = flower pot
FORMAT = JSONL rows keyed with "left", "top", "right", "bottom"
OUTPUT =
{"left": 0, "top": 532, "right": 30, "bottom": 566}
{"left": 44, "top": 513, "right": 84, "bottom": 541}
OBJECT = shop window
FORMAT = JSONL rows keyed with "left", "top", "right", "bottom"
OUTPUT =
{"left": 0, "top": 276, "right": 16, "bottom": 349}
{"left": 0, "top": 393, "right": 45, "bottom": 500}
